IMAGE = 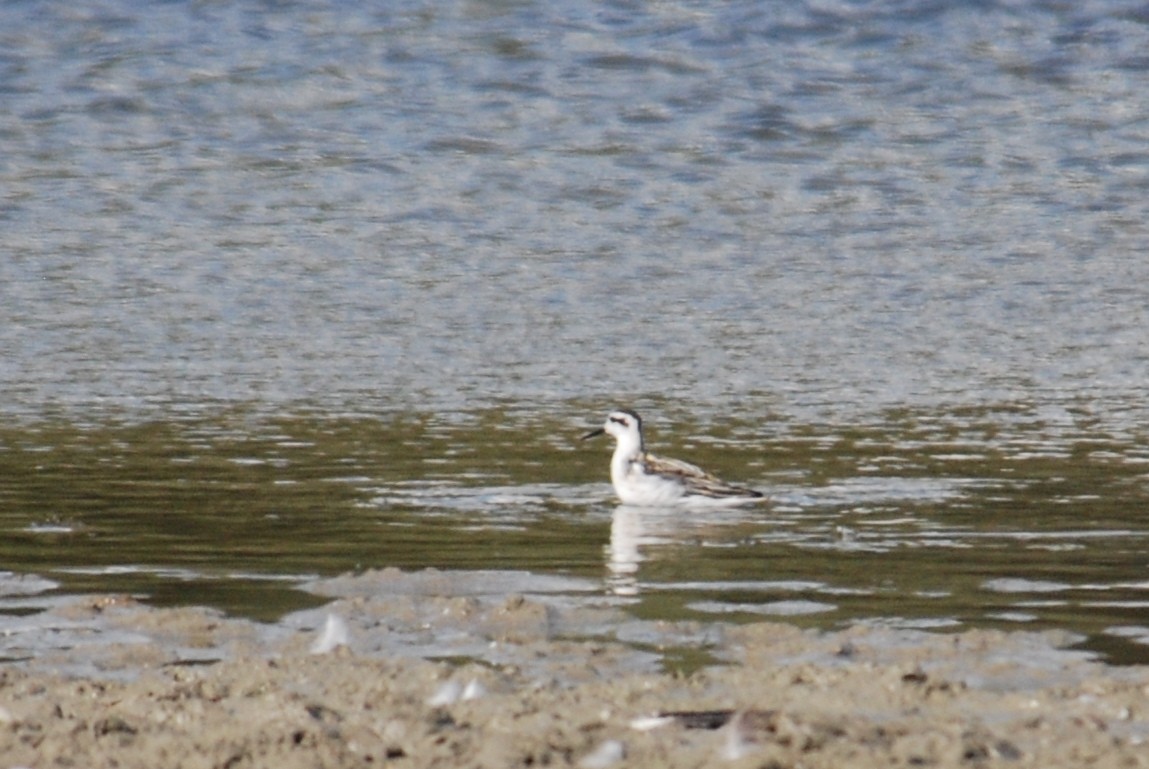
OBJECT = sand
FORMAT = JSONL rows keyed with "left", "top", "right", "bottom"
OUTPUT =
{"left": 2, "top": 568, "right": 1147, "bottom": 768}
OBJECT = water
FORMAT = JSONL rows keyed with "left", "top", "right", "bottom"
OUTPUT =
{"left": 2, "top": 0, "right": 1149, "bottom": 664}
{"left": 3, "top": 409, "right": 1148, "bottom": 664}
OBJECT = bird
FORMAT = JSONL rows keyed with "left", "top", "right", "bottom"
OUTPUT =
{"left": 581, "top": 409, "right": 764, "bottom": 506}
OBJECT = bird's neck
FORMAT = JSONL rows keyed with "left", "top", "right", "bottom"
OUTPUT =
{"left": 610, "top": 433, "right": 643, "bottom": 475}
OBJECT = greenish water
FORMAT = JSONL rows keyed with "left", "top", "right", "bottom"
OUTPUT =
{"left": 2, "top": 404, "right": 1148, "bottom": 664}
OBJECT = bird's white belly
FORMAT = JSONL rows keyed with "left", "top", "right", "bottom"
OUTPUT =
{"left": 614, "top": 463, "right": 687, "bottom": 506}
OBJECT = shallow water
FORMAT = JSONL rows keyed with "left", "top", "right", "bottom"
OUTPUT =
{"left": 2, "top": 406, "right": 1148, "bottom": 665}
{"left": 2, "top": 0, "right": 1149, "bottom": 665}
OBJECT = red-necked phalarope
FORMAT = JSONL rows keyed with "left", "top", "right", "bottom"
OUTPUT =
{"left": 581, "top": 409, "right": 764, "bottom": 506}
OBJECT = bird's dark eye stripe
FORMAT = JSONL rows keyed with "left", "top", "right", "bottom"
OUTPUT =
{"left": 609, "top": 416, "right": 628, "bottom": 425}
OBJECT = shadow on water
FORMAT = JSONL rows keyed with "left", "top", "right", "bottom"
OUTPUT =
{"left": 2, "top": 403, "right": 1148, "bottom": 663}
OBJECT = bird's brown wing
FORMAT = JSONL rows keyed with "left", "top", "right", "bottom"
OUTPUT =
{"left": 640, "top": 452, "right": 762, "bottom": 499}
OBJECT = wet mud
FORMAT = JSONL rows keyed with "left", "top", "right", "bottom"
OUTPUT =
{"left": 2, "top": 568, "right": 1147, "bottom": 768}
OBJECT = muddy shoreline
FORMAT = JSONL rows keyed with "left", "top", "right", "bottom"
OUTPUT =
{"left": 2, "top": 569, "right": 1147, "bottom": 768}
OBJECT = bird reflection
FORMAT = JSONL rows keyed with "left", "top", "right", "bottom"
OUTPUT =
{"left": 605, "top": 504, "right": 688, "bottom": 596}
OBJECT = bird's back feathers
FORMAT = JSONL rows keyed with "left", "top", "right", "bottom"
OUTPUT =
{"left": 638, "top": 452, "right": 763, "bottom": 499}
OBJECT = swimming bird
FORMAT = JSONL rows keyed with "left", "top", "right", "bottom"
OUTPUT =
{"left": 581, "top": 409, "right": 763, "bottom": 506}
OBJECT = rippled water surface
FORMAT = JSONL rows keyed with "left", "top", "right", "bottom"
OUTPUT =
{"left": 3, "top": 408, "right": 1149, "bottom": 664}
{"left": 2, "top": 0, "right": 1149, "bottom": 664}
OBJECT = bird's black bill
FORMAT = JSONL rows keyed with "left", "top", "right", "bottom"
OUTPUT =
{"left": 580, "top": 428, "right": 605, "bottom": 441}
